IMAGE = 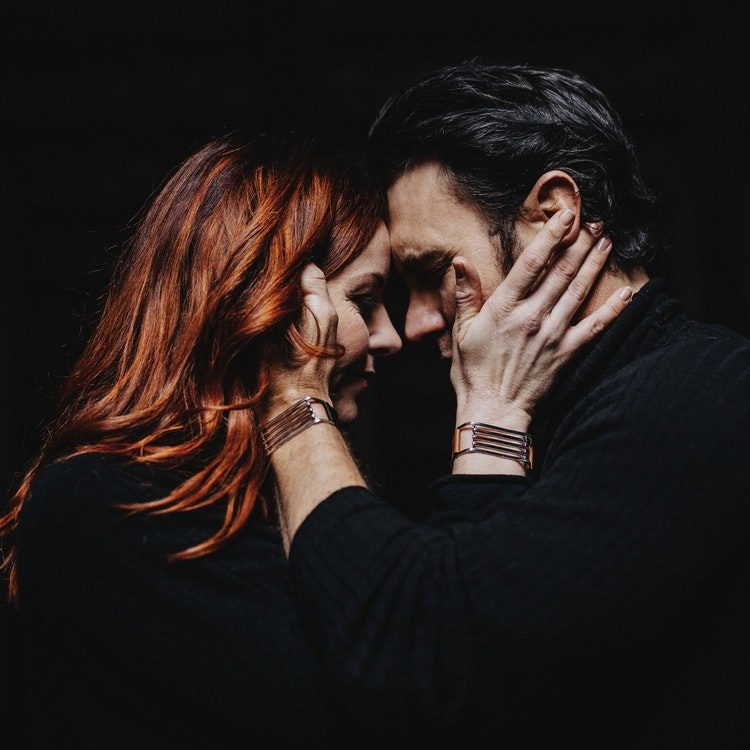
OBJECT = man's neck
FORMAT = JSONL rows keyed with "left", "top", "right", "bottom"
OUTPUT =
{"left": 577, "top": 265, "right": 649, "bottom": 322}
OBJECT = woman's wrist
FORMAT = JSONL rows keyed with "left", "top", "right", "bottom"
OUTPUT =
{"left": 259, "top": 388, "right": 332, "bottom": 424}
{"left": 260, "top": 396, "right": 339, "bottom": 456}
{"left": 265, "top": 399, "right": 365, "bottom": 554}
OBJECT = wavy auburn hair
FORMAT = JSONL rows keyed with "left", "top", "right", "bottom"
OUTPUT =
{"left": 1, "top": 133, "right": 385, "bottom": 602}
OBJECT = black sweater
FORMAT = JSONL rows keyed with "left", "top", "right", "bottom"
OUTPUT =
{"left": 13, "top": 455, "right": 357, "bottom": 749}
{"left": 288, "top": 279, "right": 750, "bottom": 748}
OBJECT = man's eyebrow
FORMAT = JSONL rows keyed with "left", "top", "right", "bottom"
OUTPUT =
{"left": 394, "top": 249, "right": 451, "bottom": 275}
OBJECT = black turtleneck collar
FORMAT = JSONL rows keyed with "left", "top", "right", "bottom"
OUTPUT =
{"left": 531, "top": 277, "right": 685, "bottom": 460}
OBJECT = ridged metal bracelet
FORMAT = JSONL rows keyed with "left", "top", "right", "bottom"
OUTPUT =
{"left": 261, "top": 396, "right": 338, "bottom": 455}
{"left": 452, "top": 421, "right": 533, "bottom": 470}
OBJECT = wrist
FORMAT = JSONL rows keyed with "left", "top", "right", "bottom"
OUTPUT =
{"left": 260, "top": 388, "right": 332, "bottom": 424}
{"left": 260, "top": 396, "right": 338, "bottom": 455}
{"left": 450, "top": 418, "right": 533, "bottom": 477}
{"left": 454, "top": 402, "right": 531, "bottom": 434}
{"left": 452, "top": 420, "right": 533, "bottom": 472}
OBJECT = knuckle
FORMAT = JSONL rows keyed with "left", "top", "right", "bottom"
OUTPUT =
{"left": 566, "top": 277, "right": 589, "bottom": 304}
{"left": 492, "top": 298, "right": 516, "bottom": 319}
{"left": 485, "top": 291, "right": 513, "bottom": 320}
{"left": 520, "top": 251, "right": 548, "bottom": 278}
{"left": 551, "top": 256, "right": 578, "bottom": 282}
{"left": 588, "top": 316, "right": 606, "bottom": 337}
{"left": 520, "top": 311, "right": 543, "bottom": 335}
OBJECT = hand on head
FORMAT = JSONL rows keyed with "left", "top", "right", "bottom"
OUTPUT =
{"left": 451, "top": 209, "right": 632, "bottom": 428}
{"left": 261, "top": 263, "right": 339, "bottom": 420}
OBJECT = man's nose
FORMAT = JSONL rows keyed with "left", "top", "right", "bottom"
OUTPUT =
{"left": 404, "top": 294, "right": 447, "bottom": 343}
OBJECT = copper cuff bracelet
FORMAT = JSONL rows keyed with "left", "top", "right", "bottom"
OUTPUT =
{"left": 452, "top": 421, "right": 533, "bottom": 470}
{"left": 261, "top": 396, "right": 338, "bottom": 455}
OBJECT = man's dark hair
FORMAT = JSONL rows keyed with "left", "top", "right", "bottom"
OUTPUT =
{"left": 367, "top": 60, "right": 660, "bottom": 272}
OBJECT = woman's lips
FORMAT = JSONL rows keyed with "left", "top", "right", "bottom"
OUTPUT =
{"left": 344, "top": 370, "right": 373, "bottom": 389}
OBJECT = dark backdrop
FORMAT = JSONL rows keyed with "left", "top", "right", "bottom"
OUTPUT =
{"left": 1, "top": 1, "right": 749, "bottom": 740}
{"left": 4, "top": 0, "right": 749, "bottom": 512}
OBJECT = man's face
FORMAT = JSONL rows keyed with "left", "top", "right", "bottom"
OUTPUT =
{"left": 387, "top": 161, "right": 506, "bottom": 358}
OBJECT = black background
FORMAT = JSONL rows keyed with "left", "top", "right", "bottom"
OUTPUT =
{"left": 4, "top": 0, "right": 750, "bottom": 513}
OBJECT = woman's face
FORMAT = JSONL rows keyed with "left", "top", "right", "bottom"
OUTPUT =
{"left": 327, "top": 221, "right": 402, "bottom": 423}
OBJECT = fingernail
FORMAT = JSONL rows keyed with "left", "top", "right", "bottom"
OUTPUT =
{"left": 619, "top": 286, "right": 633, "bottom": 301}
{"left": 560, "top": 209, "right": 575, "bottom": 226}
{"left": 453, "top": 260, "right": 465, "bottom": 281}
{"left": 595, "top": 238, "right": 612, "bottom": 253}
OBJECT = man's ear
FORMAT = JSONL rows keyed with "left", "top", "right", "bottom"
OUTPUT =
{"left": 521, "top": 170, "right": 582, "bottom": 245}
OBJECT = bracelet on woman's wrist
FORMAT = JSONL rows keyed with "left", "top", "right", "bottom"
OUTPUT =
{"left": 452, "top": 421, "right": 533, "bottom": 470}
{"left": 261, "top": 396, "right": 339, "bottom": 455}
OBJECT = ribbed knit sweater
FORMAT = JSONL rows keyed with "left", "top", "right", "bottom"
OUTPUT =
{"left": 14, "top": 455, "right": 357, "bottom": 749}
{"left": 288, "top": 278, "right": 750, "bottom": 749}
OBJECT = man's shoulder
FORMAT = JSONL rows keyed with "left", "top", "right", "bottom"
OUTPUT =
{"left": 575, "top": 312, "right": 750, "bottom": 427}
{"left": 677, "top": 317, "right": 750, "bottom": 348}
{"left": 643, "top": 313, "right": 750, "bottom": 377}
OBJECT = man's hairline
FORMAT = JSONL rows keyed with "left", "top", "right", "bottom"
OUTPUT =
{"left": 385, "top": 159, "right": 513, "bottom": 277}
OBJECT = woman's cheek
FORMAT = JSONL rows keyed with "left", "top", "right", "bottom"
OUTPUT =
{"left": 336, "top": 308, "right": 370, "bottom": 365}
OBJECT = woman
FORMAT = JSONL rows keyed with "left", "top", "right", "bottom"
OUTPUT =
{"left": 0, "top": 133, "right": 400, "bottom": 748}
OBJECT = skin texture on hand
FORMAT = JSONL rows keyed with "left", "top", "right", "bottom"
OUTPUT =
{"left": 261, "top": 262, "right": 367, "bottom": 552}
{"left": 450, "top": 209, "right": 633, "bottom": 475}
{"left": 267, "top": 213, "right": 633, "bottom": 545}
{"left": 259, "top": 263, "right": 339, "bottom": 422}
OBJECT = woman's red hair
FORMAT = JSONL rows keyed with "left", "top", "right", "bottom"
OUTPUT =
{"left": 0, "top": 133, "right": 385, "bottom": 602}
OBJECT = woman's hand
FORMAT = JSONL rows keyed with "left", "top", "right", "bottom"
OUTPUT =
{"left": 260, "top": 263, "right": 367, "bottom": 552}
{"left": 450, "top": 209, "right": 632, "bottom": 433}
{"left": 260, "top": 263, "right": 339, "bottom": 421}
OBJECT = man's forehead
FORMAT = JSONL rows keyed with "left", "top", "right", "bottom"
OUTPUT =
{"left": 386, "top": 162, "right": 454, "bottom": 216}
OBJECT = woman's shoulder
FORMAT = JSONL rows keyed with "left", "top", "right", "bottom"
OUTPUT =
{"left": 31, "top": 452, "right": 182, "bottom": 505}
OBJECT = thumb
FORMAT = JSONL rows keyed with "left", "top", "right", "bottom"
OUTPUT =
{"left": 300, "top": 262, "right": 328, "bottom": 296}
{"left": 299, "top": 262, "right": 337, "bottom": 345}
{"left": 452, "top": 257, "right": 483, "bottom": 340}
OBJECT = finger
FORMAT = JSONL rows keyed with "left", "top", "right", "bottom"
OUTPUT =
{"left": 528, "top": 221, "right": 603, "bottom": 305}
{"left": 300, "top": 263, "right": 335, "bottom": 318}
{"left": 299, "top": 263, "right": 337, "bottom": 342}
{"left": 562, "top": 284, "right": 632, "bottom": 353}
{"left": 548, "top": 236, "right": 613, "bottom": 325}
{"left": 299, "top": 262, "right": 328, "bottom": 295}
{"left": 502, "top": 208, "right": 576, "bottom": 301}
{"left": 452, "top": 257, "right": 483, "bottom": 342}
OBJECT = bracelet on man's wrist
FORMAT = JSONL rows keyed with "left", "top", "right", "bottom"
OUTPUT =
{"left": 451, "top": 421, "right": 533, "bottom": 470}
{"left": 261, "top": 396, "right": 339, "bottom": 455}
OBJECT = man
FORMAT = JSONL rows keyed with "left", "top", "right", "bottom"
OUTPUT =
{"left": 261, "top": 63, "right": 750, "bottom": 748}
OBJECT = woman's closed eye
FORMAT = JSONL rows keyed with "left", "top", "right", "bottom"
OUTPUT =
{"left": 349, "top": 292, "right": 380, "bottom": 319}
